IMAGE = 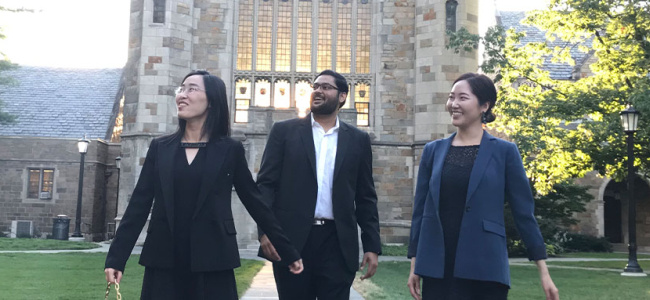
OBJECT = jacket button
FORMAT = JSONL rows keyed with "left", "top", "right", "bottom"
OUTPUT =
{"left": 465, "top": 206, "right": 471, "bottom": 212}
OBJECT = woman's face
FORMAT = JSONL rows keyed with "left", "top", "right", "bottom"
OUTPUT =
{"left": 176, "top": 75, "right": 209, "bottom": 123}
{"left": 446, "top": 80, "right": 487, "bottom": 129}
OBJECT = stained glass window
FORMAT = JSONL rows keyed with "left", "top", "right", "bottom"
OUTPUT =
{"left": 234, "top": 0, "right": 372, "bottom": 126}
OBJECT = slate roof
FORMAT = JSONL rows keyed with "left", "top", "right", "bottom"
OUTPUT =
{"left": 498, "top": 11, "right": 593, "bottom": 80}
{"left": 0, "top": 66, "right": 122, "bottom": 139}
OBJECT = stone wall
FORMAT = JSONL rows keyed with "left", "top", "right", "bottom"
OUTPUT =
{"left": 0, "top": 137, "right": 119, "bottom": 241}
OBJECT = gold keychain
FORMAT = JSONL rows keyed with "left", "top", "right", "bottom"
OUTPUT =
{"left": 105, "top": 282, "right": 122, "bottom": 300}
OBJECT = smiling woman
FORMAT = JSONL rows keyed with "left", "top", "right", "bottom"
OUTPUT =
{"left": 0, "top": 0, "right": 129, "bottom": 68}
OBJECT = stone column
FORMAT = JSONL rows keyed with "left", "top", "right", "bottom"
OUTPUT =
{"left": 414, "top": 0, "right": 479, "bottom": 143}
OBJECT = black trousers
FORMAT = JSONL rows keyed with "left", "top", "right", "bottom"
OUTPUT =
{"left": 273, "top": 222, "right": 355, "bottom": 300}
{"left": 140, "top": 267, "right": 238, "bottom": 300}
{"left": 422, "top": 276, "right": 509, "bottom": 300}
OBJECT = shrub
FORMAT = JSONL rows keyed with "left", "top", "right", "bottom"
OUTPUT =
{"left": 506, "top": 181, "right": 592, "bottom": 257}
{"left": 562, "top": 233, "right": 613, "bottom": 253}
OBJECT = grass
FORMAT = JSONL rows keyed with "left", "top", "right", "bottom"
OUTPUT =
{"left": 354, "top": 260, "right": 650, "bottom": 300}
{"left": 0, "top": 253, "right": 264, "bottom": 299}
{"left": 557, "top": 252, "right": 650, "bottom": 259}
{"left": 382, "top": 244, "right": 408, "bottom": 257}
{"left": 544, "top": 260, "right": 650, "bottom": 270}
{"left": 0, "top": 237, "right": 100, "bottom": 251}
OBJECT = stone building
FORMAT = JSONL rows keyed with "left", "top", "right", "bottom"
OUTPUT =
{"left": 116, "top": 0, "right": 486, "bottom": 248}
{"left": 0, "top": 66, "right": 122, "bottom": 241}
{"left": 114, "top": 0, "right": 650, "bottom": 251}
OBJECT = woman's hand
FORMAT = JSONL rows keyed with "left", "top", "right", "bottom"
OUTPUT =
{"left": 535, "top": 260, "right": 559, "bottom": 300}
{"left": 104, "top": 268, "right": 123, "bottom": 284}
{"left": 288, "top": 259, "right": 304, "bottom": 274}
{"left": 407, "top": 257, "right": 421, "bottom": 300}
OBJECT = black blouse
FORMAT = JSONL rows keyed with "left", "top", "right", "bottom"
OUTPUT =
{"left": 172, "top": 147, "right": 207, "bottom": 272}
{"left": 439, "top": 145, "right": 479, "bottom": 278}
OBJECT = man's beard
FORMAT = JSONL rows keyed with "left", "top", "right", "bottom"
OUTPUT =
{"left": 310, "top": 93, "right": 340, "bottom": 115}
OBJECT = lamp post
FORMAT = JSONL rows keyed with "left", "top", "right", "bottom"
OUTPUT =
{"left": 71, "top": 135, "right": 90, "bottom": 238}
{"left": 114, "top": 156, "right": 121, "bottom": 220}
{"left": 620, "top": 105, "right": 645, "bottom": 276}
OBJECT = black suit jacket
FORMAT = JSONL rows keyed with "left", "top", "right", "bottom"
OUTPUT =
{"left": 257, "top": 116, "right": 381, "bottom": 272}
{"left": 105, "top": 135, "right": 299, "bottom": 273}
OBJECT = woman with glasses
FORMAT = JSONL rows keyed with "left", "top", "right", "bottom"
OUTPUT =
{"left": 104, "top": 70, "right": 303, "bottom": 299}
{"left": 407, "top": 73, "right": 559, "bottom": 300}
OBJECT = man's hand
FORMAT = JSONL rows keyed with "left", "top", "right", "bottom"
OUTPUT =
{"left": 104, "top": 268, "right": 123, "bottom": 284}
{"left": 288, "top": 259, "right": 304, "bottom": 274}
{"left": 359, "top": 252, "right": 378, "bottom": 280}
{"left": 260, "top": 234, "right": 281, "bottom": 261}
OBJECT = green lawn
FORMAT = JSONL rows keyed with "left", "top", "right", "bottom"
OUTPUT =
{"left": 381, "top": 244, "right": 408, "bottom": 257}
{"left": 544, "top": 260, "right": 650, "bottom": 270}
{"left": 0, "top": 253, "right": 264, "bottom": 299}
{"left": 0, "top": 237, "right": 100, "bottom": 251}
{"left": 355, "top": 261, "right": 650, "bottom": 300}
{"left": 557, "top": 252, "right": 650, "bottom": 259}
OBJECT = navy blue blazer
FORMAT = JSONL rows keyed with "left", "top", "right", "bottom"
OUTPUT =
{"left": 408, "top": 131, "right": 546, "bottom": 287}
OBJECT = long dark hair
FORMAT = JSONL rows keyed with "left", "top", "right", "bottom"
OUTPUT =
{"left": 173, "top": 70, "right": 231, "bottom": 141}
{"left": 453, "top": 73, "right": 497, "bottom": 123}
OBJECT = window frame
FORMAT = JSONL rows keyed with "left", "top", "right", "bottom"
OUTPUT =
{"left": 26, "top": 168, "right": 55, "bottom": 201}
{"left": 233, "top": 0, "right": 373, "bottom": 127}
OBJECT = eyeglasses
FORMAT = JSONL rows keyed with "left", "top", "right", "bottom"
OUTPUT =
{"left": 312, "top": 83, "right": 339, "bottom": 91}
{"left": 175, "top": 86, "right": 205, "bottom": 95}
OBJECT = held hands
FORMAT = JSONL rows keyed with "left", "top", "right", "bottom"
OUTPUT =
{"left": 260, "top": 234, "right": 303, "bottom": 274}
{"left": 359, "top": 252, "right": 378, "bottom": 280}
{"left": 289, "top": 259, "right": 304, "bottom": 274}
{"left": 259, "top": 234, "right": 281, "bottom": 261}
{"left": 104, "top": 268, "right": 123, "bottom": 284}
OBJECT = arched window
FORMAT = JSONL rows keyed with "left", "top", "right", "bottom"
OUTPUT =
{"left": 234, "top": 0, "right": 372, "bottom": 126}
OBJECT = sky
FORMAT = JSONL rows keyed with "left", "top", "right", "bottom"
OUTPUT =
{"left": 0, "top": 0, "right": 549, "bottom": 69}
{"left": 0, "top": 0, "right": 130, "bottom": 69}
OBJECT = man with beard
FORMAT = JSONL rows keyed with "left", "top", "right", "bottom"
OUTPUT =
{"left": 256, "top": 70, "right": 381, "bottom": 299}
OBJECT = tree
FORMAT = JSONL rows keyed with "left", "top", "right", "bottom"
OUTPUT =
{"left": 448, "top": 0, "right": 650, "bottom": 195}
{"left": 0, "top": 5, "right": 32, "bottom": 125}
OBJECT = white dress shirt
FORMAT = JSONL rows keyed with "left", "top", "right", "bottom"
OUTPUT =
{"left": 311, "top": 115, "right": 339, "bottom": 220}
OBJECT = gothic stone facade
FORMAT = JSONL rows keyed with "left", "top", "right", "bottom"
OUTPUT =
{"left": 118, "top": 0, "right": 480, "bottom": 247}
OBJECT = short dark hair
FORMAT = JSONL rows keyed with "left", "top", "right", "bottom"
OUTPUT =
{"left": 453, "top": 73, "right": 497, "bottom": 123}
{"left": 174, "top": 70, "right": 231, "bottom": 141}
{"left": 315, "top": 69, "right": 349, "bottom": 108}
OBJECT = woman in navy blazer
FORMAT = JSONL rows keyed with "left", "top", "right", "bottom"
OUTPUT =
{"left": 407, "top": 73, "right": 559, "bottom": 300}
{"left": 104, "top": 70, "right": 303, "bottom": 299}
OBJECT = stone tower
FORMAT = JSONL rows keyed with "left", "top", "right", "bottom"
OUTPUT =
{"left": 118, "top": 0, "right": 479, "bottom": 247}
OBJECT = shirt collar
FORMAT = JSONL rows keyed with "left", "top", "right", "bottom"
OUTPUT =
{"left": 311, "top": 114, "right": 340, "bottom": 132}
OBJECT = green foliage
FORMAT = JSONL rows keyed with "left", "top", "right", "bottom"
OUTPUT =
{"left": 447, "top": 0, "right": 650, "bottom": 194}
{"left": 562, "top": 232, "right": 613, "bottom": 253}
{"left": 0, "top": 6, "right": 24, "bottom": 125}
{"left": 506, "top": 181, "right": 593, "bottom": 257}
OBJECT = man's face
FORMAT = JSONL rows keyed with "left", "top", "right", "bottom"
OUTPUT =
{"left": 310, "top": 75, "right": 345, "bottom": 116}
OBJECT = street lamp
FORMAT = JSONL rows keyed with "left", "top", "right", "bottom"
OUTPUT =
{"left": 114, "top": 156, "right": 121, "bottom": 220}
{"left": 619, "top": 105, "right": 645, "bottom": 276}
{"left": 71, "top": 135, "right": 90, "bottom": 238}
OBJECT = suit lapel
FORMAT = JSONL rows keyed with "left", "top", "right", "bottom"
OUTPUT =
{"left": 465, "top": 131, "right": 496, "bottom": 204}
{"left": 157, "top": 136, "right": 178, "bottom": 235}
{"left": 431, "top": 134, "right": 453, "bottom": 212}
{"left": 299, "top": 116, "right": 318, "bottom": 180}
{"left": 332, "top": 122, "right": 350, "bottom": 180}
{"left": 192, "top": 138, "right": 228, "bottom": 219}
